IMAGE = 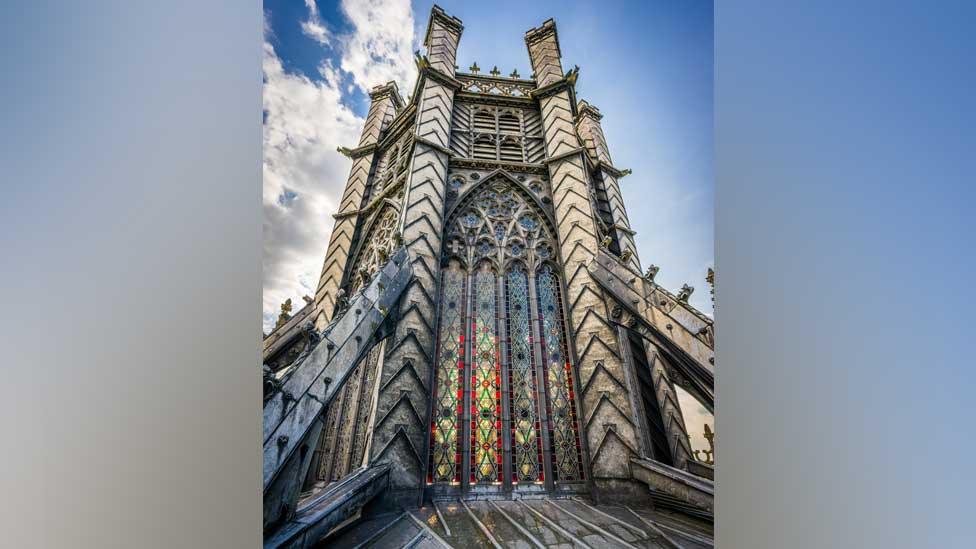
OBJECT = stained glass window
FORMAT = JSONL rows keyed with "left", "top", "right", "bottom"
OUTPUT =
{"left": 506, "top": 265, "right": 542, "bottom": 482}
{"left": 431, "top": 178, "right": 586, "bottom": 489}
{"left": 429, "top": 262, "right": 466, "bottom": 483}
{"left": 537, "top": 265, "right": 584, "bottom": 481}
{"left": 471, "top": 264, "right": 501, "bottom": 483}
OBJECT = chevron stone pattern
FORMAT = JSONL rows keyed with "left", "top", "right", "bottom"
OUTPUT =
{"left": 368, "top": 15, "right": 463, "bottom": 502}
{"left": 313, "top": 88, "right": 400, "bottom": 329}
{"left": 525, "top": 22, "right": 646, "bottom": 494}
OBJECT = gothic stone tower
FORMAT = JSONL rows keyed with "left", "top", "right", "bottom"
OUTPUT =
{"left": 284, "top": 6, "right": 715, "bottom": 508}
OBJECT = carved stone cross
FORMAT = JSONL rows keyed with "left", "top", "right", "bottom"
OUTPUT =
{"left": 469, "top": 62, "right": 480, "bottom": 74}
{"left": 490, "top": 65, "right": 501, "bottom": 76}
{"left": 448, "top": 239, "right": 464, "bottom": 255}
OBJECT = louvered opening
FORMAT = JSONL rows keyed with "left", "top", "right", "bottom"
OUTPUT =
{"left": 472, "top": 135, "right": 496, "bottom": 160}
{"left": 498, "top": 112, "right": 520, "bottom": 134}
{"left": 498, "top": 137, "right": 523, "bottom": 163}
{"left": 472, "top": 109, "right": 495, "bottom": 132}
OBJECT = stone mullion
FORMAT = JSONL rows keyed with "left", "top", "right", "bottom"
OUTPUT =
{"left": 526, "top": 271, "right": 555, "bottom": 492}
{"left": 497, "top": 273, "right": 513, "bottom": 492}
{"left": 460, "top": 268, "right": 474, "bottom": 493}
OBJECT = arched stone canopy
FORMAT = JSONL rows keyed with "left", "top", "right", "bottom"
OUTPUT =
{"left": 442, "top": 172, "right": 558, "bottom": 272}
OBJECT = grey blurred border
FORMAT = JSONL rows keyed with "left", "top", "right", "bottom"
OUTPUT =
{"left": 717, "top": 1, "right": 974, "bottom": 548}
{"left": 1, "top": 2, "right": 263, "bottom": 548}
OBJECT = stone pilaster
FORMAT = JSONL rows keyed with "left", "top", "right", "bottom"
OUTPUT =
{"left": 423, "top": 5, "right": 463, "bottom": 77}
{"left": 525, "top": 20, "right": 644, "bottom": 500}
{"left": 368, "top": 6, "right": 463, "bottom": 504}
{"left": 525, "top": 19, "right": 563, "bottom": 87}
{"left": 313, "top": 83, "right": 403, "bottom": 329}
{"left": 576, "top": 101, "right": 640, "bottom": 272}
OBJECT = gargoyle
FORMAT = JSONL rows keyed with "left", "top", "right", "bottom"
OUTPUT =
{"left": 645, "top": 264, "right": 660, "bottom": 282}
{"left": 334, "top": 288, "right": 349, "bottom": 314}
{"left": 676, "top": 284, "right": 694, "bottom": 302}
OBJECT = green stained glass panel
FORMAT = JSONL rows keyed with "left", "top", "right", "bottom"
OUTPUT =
{"left": 471, "top": 266, "right": 500, "bottom": 483}
{"left": 537, "top": 265, "right": 583, "bottom": 481}
{"left": 507, "top": 266, "right": 541, "bottom": 482}
{"left": 430, "top": 264, "right": 465, "bottom": 483}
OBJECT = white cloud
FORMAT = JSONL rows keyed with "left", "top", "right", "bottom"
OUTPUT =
{"left": 262, "top": 40, "right": 363, "bottom": 334}
{"left": 263, "top": 1, "right": 421, "bottom": 334}
{"left": 338, "top": 0, "right": 417, "bottom": 94}
{"left": 300, "top": 0, "right": 331, "bottom": 45}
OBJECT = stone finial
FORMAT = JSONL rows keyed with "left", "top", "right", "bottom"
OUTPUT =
{"left": 276, "top": 298, "right": 293, "bottom": 328}
{"left": 510, "top": 69, "right": 520, "bottom": 78}
{"left": 645, "top": 264, "right": 660, "bottom": 282}
{"left": 490, "top": 65, "right": 500, "bottom": 76}
{"left": 706, "top": 267, "right": 715, "bottom": 302}
{"left": 694, "top": 423, "right": 716, "bottom": 465}
{"left": 469, "top": 62, "right": 480, "bottom": 74}
{"left": 677, "top": 284, "right": 694, "bottom": 302}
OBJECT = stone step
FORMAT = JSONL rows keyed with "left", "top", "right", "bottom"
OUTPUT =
{"left": 489, "top": 500, "right": 574, "bottom": 548}
{"left": 463, "top": 500, "right": 541, "bottom": 549}
{"left": 555, "top": 499, "right": 672, "bottom": 549}
{"left": 320, "top": 497, "right": 713, "bottom": 548}
{"left": 630, "top": 508, "right": 713, "bottom": 549}
{"left": 435, "top": 501, "right": 496, "bottom": 548}
{"left": 521, "top": 499, "right": 630, "bottom": 548}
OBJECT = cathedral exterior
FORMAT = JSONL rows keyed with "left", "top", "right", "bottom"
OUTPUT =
{"left": 263, "top": 6, "right": 714, "bottom": 547}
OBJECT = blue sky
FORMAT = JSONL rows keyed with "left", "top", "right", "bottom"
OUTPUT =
{"left": 263, "top": 0, "right": 713, "bottom": 332}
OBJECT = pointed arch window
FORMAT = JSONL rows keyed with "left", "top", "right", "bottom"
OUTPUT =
{"left": 429, "top": 178, "right": 585, "bottom": 488}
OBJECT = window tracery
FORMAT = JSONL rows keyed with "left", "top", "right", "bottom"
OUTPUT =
{"left": 429, "top": 177, "right": 584, "bottom": 488}
{"left": 348, "top": 205, "right": 399, "bottom": 293}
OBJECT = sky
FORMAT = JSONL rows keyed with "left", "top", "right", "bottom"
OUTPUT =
{"left": 262, "top": 0, "right": 713, "bottom": 333}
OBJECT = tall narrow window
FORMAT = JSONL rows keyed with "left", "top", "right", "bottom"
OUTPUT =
{"left": 471, "top": 263, "right": 501, "bottom": 483}
{"left": 506, "top": 265, "right": 542, "bottom": 482}
{"left": 430, "top": 262, "right": 466, "bottom": 483}
{"left": 536, "top": 265, "right": 584, "bottom": 481}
